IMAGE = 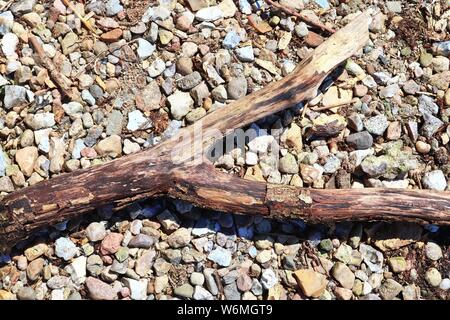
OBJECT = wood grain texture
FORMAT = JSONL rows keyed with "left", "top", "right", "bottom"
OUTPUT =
{"left": 5, "top": 12, "right": 447, "bottom": 253}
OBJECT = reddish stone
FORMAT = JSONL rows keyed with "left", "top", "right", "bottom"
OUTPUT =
{"left": 80, "top": 147, "right": 97, "bottom": 158}
{"left": 100, "top": 28, "right": 123, "bottom": 43}
{"left": 99, "top": 233, "right": 123, "bottom": 255}
{"left": 85, "top": 277, "right": 117, "bottom": 300}
{"left": 304, "top": 32, "right": 324, "bottom": 48}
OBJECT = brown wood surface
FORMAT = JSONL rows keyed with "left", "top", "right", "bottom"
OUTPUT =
{"left": 2, "top": 12, "right": 448, "bottom": 253}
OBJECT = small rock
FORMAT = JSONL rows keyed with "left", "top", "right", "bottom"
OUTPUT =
{"left": 85, "top": 277, "right": 117, "bottom": 300}
{"left": 174, "top": 283, "right": 194, "bottom": 299}
{"left": 100, "top": 233, "right": 124, "bottom": 255}
{"left": 55, "top": 237, "right": 78, "bottom": 261}
{"left": 346, "top": 131, "right": 373, "bottom": 150}
{"left": 227, "top": 77, "right": 247, "bottom": 100}
{"left": 388, "top": 257, "right": 407, "bottom": 273}
{"left": 168, "top": 91, "right": 194, "bottom": 120}
{"left": 208, "top": 247, "right": 232, "bottom": 267}
{"left": 294, "top": 269, "right": 327, "bottom": 298}
{"left": 379, "top": 279, "right": 402, "bottom": 300}
{"left": 364, "top": 115, "right": 389, "bottom": 136}
{"left": 331, "top": 262, "right": 355, "bottom": 289}
{"left": 86, "top": 222, "right": 107, "bottom": 242}
{"left": 422, "top": 170, "right": 447, "bottom": 191}
{"left": 425, "top": 242, "right": 443, "bottom": 261}
{"left": 128, "top": 234, "right": 154, "bottom": 249}
{"left": 425, "top": 268, "right": 442, "bottom": 287}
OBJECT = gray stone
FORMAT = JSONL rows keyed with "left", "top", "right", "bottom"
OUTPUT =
{"left": 10, "top": 0, "right": 36, "bottom": 14}
{"left": 106, "top": 110, "right": 123, "bottom": 136}
{"left": 364, "top": 115, "right": 389, "bottom": 136}
{"left": 137, "top": 38, "right": 155, "bottom": 59}
{"left": 418, "top": 95, "right": 439, "bottom": 116}
{"left": 4, "top": 85, "right": 27, "bottom": 110}
{"left": 177, "top": 71, "right": 202, "bottom": 91}
{"left": 128, "top": 234, "right": 154, "bottom": 249}
{"left": 359, "top": 244, "right": 384, "bottom": 273}
{"left": 421, "top": 113, "right": 444, "bottom": 137}
{"left": 346, "top": 131, "right": 373, "bottom": 150}
{"left": 227, "top": 77, "right": 247, "bottom": 100}
{"left": 224, "top": 282, "right": 241, "bottom": 300}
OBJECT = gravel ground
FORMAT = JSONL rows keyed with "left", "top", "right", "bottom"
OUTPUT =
{"left": 0, "top": 0, "right": 449, "bottom": 300}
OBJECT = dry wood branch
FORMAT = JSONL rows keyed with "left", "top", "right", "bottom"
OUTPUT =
{"left": 3, "top": 12, "right": 448, "bottom": 253}
{"left": 28, "top": 35, "right": 78, "bottom": 101}
{"left": 265, "top": 0, "right": 336, "bottom": 34}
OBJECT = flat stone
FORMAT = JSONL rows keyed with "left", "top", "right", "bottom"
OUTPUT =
{"left": 208, "top": 247, "right": 232, "bottom": 267}
{"left": 85, "top": 277, "right": 117, "bottom": 300}
{"left": 379, "top": 279, "right": 403, "bottom": 300}
{"left": 4, "top": 85, "right": 27, "bottom": 110}
{"left": 100, "top": 233, "right": 124, "bottom": 255}
{"left": 174, "top": 283, "right": 194, "bottom": 299}
{"left": 294, "top": 269, "right": 327, "bottom": 298}
{"left": 195, "top": 6, "right": 223, "bottom": 22}
{"left": 346, "top": 131, "right": 373, "bottom": 150}
{"left": 122, "top": 278, "right": 148, "bottom": 300}
{"left": 128, "top": 234, "right": 154, "bottom": 249}
{"left": 127, "top": 110, "right": 151, "bottom": 132}
{"left": 55, "top": 237, "right": 78, "bottom": 261}
{"left": 364, "top": 115, "right": 389, "bottom": 136}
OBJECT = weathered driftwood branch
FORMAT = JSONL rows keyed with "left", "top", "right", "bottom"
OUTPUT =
{"left": 2, "top": 12, "right": 449, "bottom": 253}
{"left": 264, "top": 0, "right": 336, "bottom": 34}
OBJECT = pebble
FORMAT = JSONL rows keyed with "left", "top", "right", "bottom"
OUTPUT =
{"left": 227, "top": 77, "right": 247, "bottom": 100}
{"left": 424, "top": 242, "right": 443, "bottom": 261}
{"left": 55, "top": 237, "right": 78, "bottom": 261}
{"left": 235, "top": 46, "right": 254, "bottom": 62}
{"left": 174, "top": 283, "right": 194, "bottom": 298}
{"left": 331, "top": 262, "right": 355, "bottom": 289}
{"left": 137, "top": 38, "right": 155, "bottom": 59}
{"left": 294, "top": 269, "right": 327, "bottom": 298}
{"left": 86, "top": 222, "right": 107, "bottom": 242}
{"left": 195, "top": 6, "right": 223, "bottom": 22}
{"left": 346, "top": 131, "right": 373, "bottom": 150}
{"left": 127, "top": 110, "right": 151, "bottom": 132}
{"left": 86, "top": 277, "right": 117, "bottom": 300}
{"left": 422, "top": 170, "right": 447, "bottom": 191}
{"left": 364, "top": 115, "right": 389, "bottom": 136}
{"left": 100, "top": 233, "right": 124, "bottom": 255}
{"left": 168, "top": 91, "right": 194, "bottom": 120}
{"left": 379, "top": 279, "right": 402, "bottom": 300}
{"left": 208, "top": 247, "right": 232, "bottom": 267}
{"left": 425, "top": 268, "right": 442, "bottom": 287}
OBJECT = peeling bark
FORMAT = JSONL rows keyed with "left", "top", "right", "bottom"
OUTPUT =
{"left": 3, "top": 12, "right": 444, "bottom": 253}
